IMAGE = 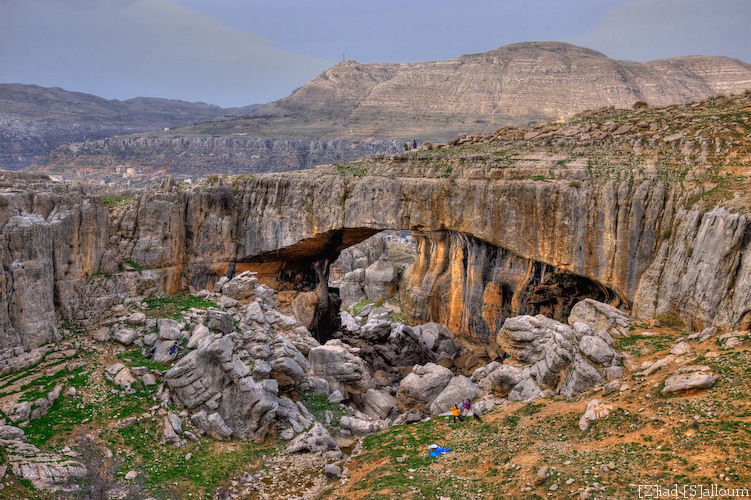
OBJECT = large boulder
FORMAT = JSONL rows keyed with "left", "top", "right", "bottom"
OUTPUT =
{"left": 495, "top": 313, "right": 623, "bottom": 399}
{"left": 207, "top": 310, "right": 234, "bottom": 334}
{"left": 290, "top": 291, "right": 318, "bottom": 330}
{"left": 308, "top": 340, "right": 372, "bottom": 399}
{"left": 339, "top": 311, "right": 361, "bottom": 332}
{"left": 568, "top": 299, "right": 632, "bottom": 338}
{"left": 363, "top": 258, "right": 397, "bottom": 302}
{"left": 429, "top": 375, "right": 481, "bottom": 415}
{"left": 113, "top": 328, "right": 138, "bottom": 345}
{"left": 363, "top": 389, "right": 397, "bottom": 419}
{"left": 396, "top": 363, "right": 453, "bottom": 412}
{"left": 339, "top": 415, "right": 387, "bottom": 436}
{"left": 220, "top": 271, "right": 259, "bottom": 300}
{"left": 472, "top": 363, "right": 523, "bottom": 396}
{"left": 662, "top": 366, "right": 717, "bottom": 394}
{"left": 411, "top": 323, "right": 460, "bottom": 361}
{"left": 157, "top": 318, "right": 182, "bottom": 341}
{"left": 285, "top": 422, "right": 339, "bottom": 455}
{"left": 339, "top": 269, "right": 367, "bottom": 310}
{"left": 0, "top": 425, "right": 25, "bottom": 441}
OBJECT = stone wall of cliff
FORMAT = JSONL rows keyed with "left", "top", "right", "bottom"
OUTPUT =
{"left": 2, "top": 92, "right": 749, "bottom": 349}
{"left": 32, "top": 136, "right": 402, "bottom": 184}
{"left": 400, "top": 231, "right": 620, "bottom": 342}
{"left": 2, "top": 160, "right": 746, "bottom": 350}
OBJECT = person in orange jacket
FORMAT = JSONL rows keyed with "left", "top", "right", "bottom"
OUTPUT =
{"left": 450, "top": 404, "right": 464, "bottom": 423}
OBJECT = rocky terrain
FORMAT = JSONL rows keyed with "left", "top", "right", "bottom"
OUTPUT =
{"left": 2, "top": 92, "right": 751, "bottom": 351}
{"left": 30, "top": 137, "right": 402, "bottom": 186}
{"left": 27, "top": 42, "right": 751, "bottom": 184}
{"left": 0, "top": 266, "right": 747, "bottom": 499}
{"left": 0, "top": 91, "right": 749, "bottom": 498}
{"left": 0, "top": 83, "right": 258, "bottom": 171}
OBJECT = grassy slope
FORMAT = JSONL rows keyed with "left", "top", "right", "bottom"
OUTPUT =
{"left": 322, "top": 326, "right": 751, "bottom": 499}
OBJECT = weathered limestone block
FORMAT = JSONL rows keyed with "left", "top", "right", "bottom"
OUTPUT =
{"left": 308, "top": 340, "right": 372, "bottom": 399}
{"left": 429, "top": 375, "right": 481, "bottom": 415}
{"left": 396, "top": 363, "right": 453, "bottom": 412}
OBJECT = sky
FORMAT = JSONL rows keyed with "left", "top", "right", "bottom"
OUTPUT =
{"left": 0, "top": 0, "right": 749, "bottom": 107}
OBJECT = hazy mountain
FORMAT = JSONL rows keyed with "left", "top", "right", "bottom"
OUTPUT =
{"left": 0, "top": 83, "right": 259, "bottom": 170}
{"left": 27, "top": 42, "right": 751, "bottom": 183}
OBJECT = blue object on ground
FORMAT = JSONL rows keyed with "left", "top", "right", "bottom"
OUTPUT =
{"left": 429, "top": 447, "right": 450, "bottom": 457}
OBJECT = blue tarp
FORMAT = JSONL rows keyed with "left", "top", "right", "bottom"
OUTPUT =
{"left": 428, "top": 447, "right": 450, "bottom": 457}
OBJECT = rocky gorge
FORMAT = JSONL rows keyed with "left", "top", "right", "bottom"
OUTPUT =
{"left": 0, "top": 91, "right": 749, "bottom": 497}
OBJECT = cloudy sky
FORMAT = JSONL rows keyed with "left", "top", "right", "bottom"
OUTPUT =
{"left": 0, "top": 0, "right": 748, "bottom": 107}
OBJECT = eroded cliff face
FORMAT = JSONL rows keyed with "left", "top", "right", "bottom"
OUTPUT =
{"left": 1, "top": 92, "right": 749, "bottom": 349}
{"left": 32, "top": 136, "right": 402, "bottom": 185}
{"left": 401, "top": 231, "right": 620, "bottom": 342}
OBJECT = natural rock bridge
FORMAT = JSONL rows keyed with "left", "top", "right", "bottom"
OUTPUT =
{"left": 1, "top": 160, "right": 749, "bottom": 350}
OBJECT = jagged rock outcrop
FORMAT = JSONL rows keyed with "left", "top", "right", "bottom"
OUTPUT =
{"left": 0, "top": 424, "right": 87, "bottom": 492}
{"left": 480, "top": 304, "right": 626, "bottom": 400}
{"left": 164, "top": 279, "right": 316, "bottom": 441}
{"left": 332, "top": 319, "right": 460, "bottom": 388}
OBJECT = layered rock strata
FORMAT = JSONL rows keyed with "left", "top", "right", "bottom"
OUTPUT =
{"left": 1, "top": 92, "right": 750, "bottom": 349}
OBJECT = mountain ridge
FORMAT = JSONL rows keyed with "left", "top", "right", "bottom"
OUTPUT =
{"left": 0, "top": 83, "right": 260, "bottom": 170}
{"left": 25, "top": 41, "right": 751, "bottom": 183}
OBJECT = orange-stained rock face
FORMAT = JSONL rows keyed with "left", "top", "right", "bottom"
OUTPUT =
{"left": 400, "top": 231, "right": 621, "bottom": 341}
{"left": 2, "top": 92, "right": 751, "bottom": 348}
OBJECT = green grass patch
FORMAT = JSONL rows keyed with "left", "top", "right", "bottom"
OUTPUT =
{"left": 124, "top": 260, "right": 147, "bottom": 271}
{"left": 24, "top": 394, "right": 96, "bottom": 447}
{"left": 18, "top": 366, "right": 85, "bottom": 402}
{"left": 97, "top": 381, "right": 158, "bottom": 421}
{"left": 300, "top": 390, "right": 347, "bottom": 426}
{"left": 116, "top": 349, "right": 169, "bottom": 372}
{"left": 101, "top": 194, "right": 134, "bottom": 209}
{"left": 348, "top": 298, "right": 373, "bottom": 317}
{"left": 109, "top": 419, "right": 276, "bottom": 499}
{"left": 144, "top": 293, "right": 218, "bottom": 320}
{"left": 334, "top": 160, "right": 371, "bottom": 178}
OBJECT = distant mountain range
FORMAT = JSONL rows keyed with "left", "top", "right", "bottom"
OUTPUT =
{"left": 0, "top": 83, "right": 259, "bottom": 170}
{"left": 11, "top": 42, "right": 751, "bottom": 183}
{"left": 206, "top": 41, "right": 751, "bottom": 141}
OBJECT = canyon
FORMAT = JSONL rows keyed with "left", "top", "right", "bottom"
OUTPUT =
{"left": 2, "top": 91, "right": 750, "bottom": 354}
{"left": 26, "top": 42, "right": 751, "bottom": 184}
{"left": 0, "top": 90, "right": 748, "bottom": 498}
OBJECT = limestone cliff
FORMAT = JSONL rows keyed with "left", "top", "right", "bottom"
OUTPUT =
{"left": 1, "top": 91, "right": 749, "bottom": 350}
{"left": 32, "top": 136, "right": 401, "bottom": 185}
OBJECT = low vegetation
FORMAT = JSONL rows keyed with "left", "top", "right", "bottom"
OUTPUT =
{"left": 143, "top": 293, "right": 218, "bottom": 319}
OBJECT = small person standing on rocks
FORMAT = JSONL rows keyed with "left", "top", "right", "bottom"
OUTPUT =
{"left": 463, "top": 398, "right": 482, "bottom": 421}
{"left": 412, "top": 139, "right": 418, "bottom": 149}
{"left": 450, "top": 403, "right": 464, "bottom": 423}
